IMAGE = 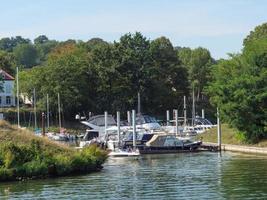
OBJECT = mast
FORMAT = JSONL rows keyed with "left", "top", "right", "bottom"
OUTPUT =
{"left": 137, "top": 92, "right": 141, "bottom": 114}
{"left": 47, "top": 94, "right": 49, "bottom": 131}
{"left": 132, "top": 110, "right": 136, "bottom": 149}
{"left": 33, "top": 88, "right": 37, "bottom": 130}
{"left": 58, "top": 93, "right": 61, "bottom": 130}
{"left": 183, "top": 96, "right": 187, "bottom": 127}
{"left": 175, "top": 109, "right": 178, "bottom": 137}
{"left": 117, "top": 111, "right": 120, "bottom": 148}
{"left": 192, "top": 86, "right": 195, "bottom": 126}
{"left": 16, "top": 67, "right": 20, "bottom": 128}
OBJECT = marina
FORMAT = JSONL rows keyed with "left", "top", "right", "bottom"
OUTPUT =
{"left": 0, "top": 1, "right": 266, "bottom": 199}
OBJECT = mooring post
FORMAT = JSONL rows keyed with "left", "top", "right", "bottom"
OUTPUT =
{"left": 217, "top": 107, "right": 221, "bottom": 151}
{"left": 183, "top": 96, "right": 187, "bottom": 127}
{"left": 202, "top": 109, "right": 205, "bottom": 119}
{"left": 41, "top": 112, "right": 45, "bottom": 136}
{"left": 104, "top": 111, "right": 108, "bottom": 136}
{"left": 166, "top": 110, "right": 170, "bottom": 126}
{"left": 117, "top": 111, "right": 120, "bottom": 148}
{"left": 175, "top": 109, "right": 178, "bottom": 137}
{"left": 127, "top": 111, "right": 131, "bottom": 126}
{"left": 132, "top": 110, "right": 136, "bottom": 149}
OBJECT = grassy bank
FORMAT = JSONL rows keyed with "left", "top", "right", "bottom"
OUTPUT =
{"left": 0, "top": 120, "right": 107, "bottom": 182}
{"left": 198, "top": 124, "right": 267, "bottom": 147}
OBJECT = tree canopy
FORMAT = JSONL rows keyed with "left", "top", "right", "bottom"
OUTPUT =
{"left": 207, "top": 36, "right": 267, "bottom": 142}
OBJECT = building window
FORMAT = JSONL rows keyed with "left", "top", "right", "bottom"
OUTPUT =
{"left": 6, "top": 96, "right": 11, "bottom": 105}
{"left": 5, "top": 84, "right": 12, "bottom": 94}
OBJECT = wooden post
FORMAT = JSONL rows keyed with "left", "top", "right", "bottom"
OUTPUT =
{"left": 166, "top": 110, "right": 170, "bottom": 126}
{"left": 217, "top": 107, "right": 221, "bottom": 151}
{"left": 132, "top": 110, "right": 136, "bottom": 149}
{"left": 117, "top": 111, "right": 120, "bottom": 148}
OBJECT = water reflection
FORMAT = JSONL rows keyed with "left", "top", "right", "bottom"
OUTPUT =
{"left": 1, "top": 152, "right": 267, "bottom": 199}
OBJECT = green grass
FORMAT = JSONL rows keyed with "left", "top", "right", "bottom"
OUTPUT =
{"left": 0, "top": 120, "right": 108, "bottom": 182}
{"left": 198, "top": 124, "right": 267, "bottom": 147}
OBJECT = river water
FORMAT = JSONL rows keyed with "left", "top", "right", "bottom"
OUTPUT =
{"left": 1, "top": 152, "right": 267, "bottom": 200}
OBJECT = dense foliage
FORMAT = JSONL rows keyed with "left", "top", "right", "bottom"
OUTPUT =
{"left": 0, "top": 121, "right": 107, "bottom": 181}
{"left": 207, "top": 23, "right": 267, "bottom": 142}
{"left": 14, "top": 33, "right": 213, "bottom": 119}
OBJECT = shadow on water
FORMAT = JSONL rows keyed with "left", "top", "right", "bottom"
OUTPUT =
{"left": 1, "top": 152, "right": 267, "bottom": 199}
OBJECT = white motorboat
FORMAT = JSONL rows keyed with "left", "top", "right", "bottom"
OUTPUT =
{"left": 109, "top": 149, "right": 140, "bottom": 157}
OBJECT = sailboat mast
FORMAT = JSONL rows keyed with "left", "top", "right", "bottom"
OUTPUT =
{"left": 192, "top": 86, "right": 195, "bottom": 126}
{"left": 16, "top": 67, "right": 20, "bottom": 128}
{"left": 183, "top": 96, "right": 187, "bottom": 127}
{"left": 47, "top": 94, "right": 49, "bottom": 130}
{"left": 33, "top": 88, "right": 37, "bottom": 130}
{"left": 58, "top": 93, "right": 61, "bottom": 130}
{"left": 137, "top": 92, "right": 141, "bottom": 114}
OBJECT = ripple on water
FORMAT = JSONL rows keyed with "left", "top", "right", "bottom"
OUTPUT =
{"left": 1, "top": 152, "right": 267, "bottom": 199}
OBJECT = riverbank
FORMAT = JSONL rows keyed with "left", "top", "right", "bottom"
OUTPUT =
{"left": 203, "top": 142, "right": 267, "bottom": 154}
{"left": 0, "top": 120, "right": 108, "bottom": 182}
{"left": 199, "top": 124, "right": 267, "bottom": 147}
{"left": 199, "top": 124, "right": 267, "bottom": 154}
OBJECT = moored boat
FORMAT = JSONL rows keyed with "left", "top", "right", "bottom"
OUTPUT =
{"left": 108, "top": 149, "right": 140, "bottom": 157}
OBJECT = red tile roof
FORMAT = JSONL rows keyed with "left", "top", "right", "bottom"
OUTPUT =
{"left": 0, "top": 69, "right": 15, "bottom": 80}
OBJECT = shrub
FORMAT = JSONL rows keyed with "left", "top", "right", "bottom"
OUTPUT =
{"left": 0, "top": 167, "right": 14, "bottom": 181}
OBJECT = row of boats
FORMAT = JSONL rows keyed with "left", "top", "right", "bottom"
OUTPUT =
{"left": 78, "top": 114, "right": 215, "bottom": 156}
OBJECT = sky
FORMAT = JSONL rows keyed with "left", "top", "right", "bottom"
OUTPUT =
{"left": 0, "top": 0, "right": 267, "bottom": 59}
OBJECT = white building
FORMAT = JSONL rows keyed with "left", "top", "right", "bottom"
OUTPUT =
{"left": 0, "top": 69, "right": 16, "bottom": 107}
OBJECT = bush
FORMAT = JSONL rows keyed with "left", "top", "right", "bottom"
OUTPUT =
{"left": 53, "top": 154, "right": 72, "bottom": 176}
{"left": 0, "top": 123, "right": 107, "bottom": 182}
{"left": 0, "top": 167, "right": 14, "bottom": 181}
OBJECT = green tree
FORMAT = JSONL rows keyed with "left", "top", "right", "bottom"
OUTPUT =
{"left": 149, "top": 37, "right": 189, "bottom": 112}
{"left": 178, "top": 47, "right": 214, "bottom": 100}
{"left": 243, "top": 23, "right": 267, "bottom": 46}
{"left": 19, "top": 43, "right": 97, "bottom": 118}
{"left": 13, "top": 43, "right": 38, "bottom": 68}
{"left": 0, "top": 51, "right": 16, "bottom": 75}
{"left": 207, "top": 39, "right": 267, "bottom": 142}
{"left": 34, "top": 35, "right": 49, "bottom": 45}
{"left": 0, "top": 36, "right": 30, "bottom": 52}
{"left": 113, "top": 32, "right": 153, "bottom": 112}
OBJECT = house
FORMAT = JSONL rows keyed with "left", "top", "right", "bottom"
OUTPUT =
{"left": 0, "top": 69, "right": 16, "bottom": 107}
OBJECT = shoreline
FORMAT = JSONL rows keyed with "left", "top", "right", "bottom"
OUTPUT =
{"left": 203, "top": 142, "right": 267, "bottom": 155}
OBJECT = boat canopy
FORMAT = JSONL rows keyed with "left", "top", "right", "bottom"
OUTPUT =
{"left": 87, "top": 115, "right": 116, "bottom": 127}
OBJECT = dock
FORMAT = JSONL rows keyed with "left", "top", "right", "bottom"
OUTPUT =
{"left": 200, "top": 142, "right": 220, "bottom": 152}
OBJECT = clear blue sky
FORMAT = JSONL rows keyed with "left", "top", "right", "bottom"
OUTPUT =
{"left": 1, "top": 0, "right": 267, "bottom": 59}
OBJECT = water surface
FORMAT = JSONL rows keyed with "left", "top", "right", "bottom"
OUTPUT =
{"left": 1, "top": 152, "right": 267, "bottom": 199}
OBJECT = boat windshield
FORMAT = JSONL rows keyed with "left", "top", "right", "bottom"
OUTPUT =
{"left": 87, "top": 115, "right": 116, "bottom": 126}
{"left": 136, "top": 115, "right": 158, "bottom": 124}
